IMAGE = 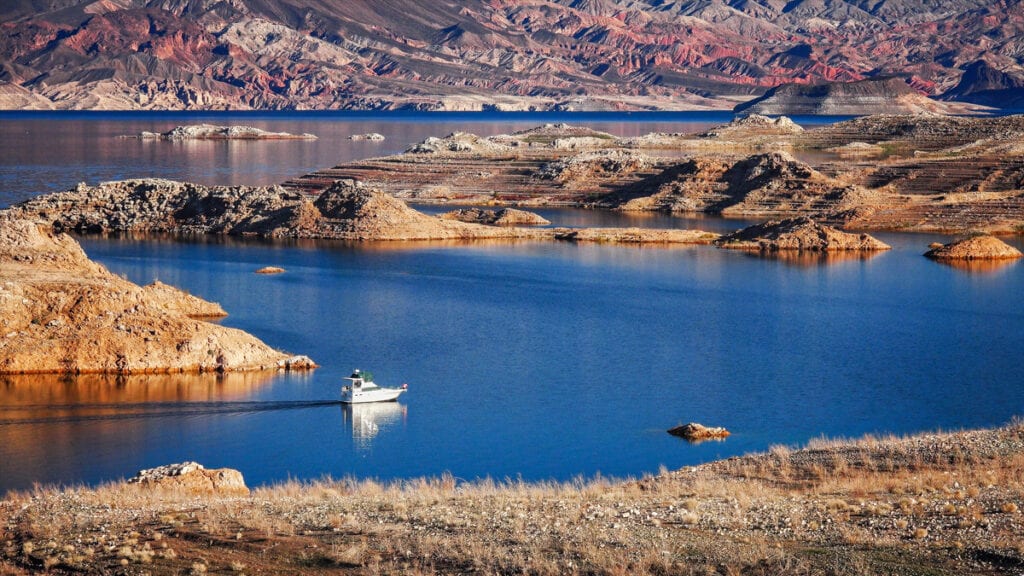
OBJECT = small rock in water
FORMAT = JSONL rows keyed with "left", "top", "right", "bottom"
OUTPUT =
{"left": 668, "top": 422, "right": 730, "bottom": 442}
{"left": 255, "top": 266, "right": 286, "bottom": 274}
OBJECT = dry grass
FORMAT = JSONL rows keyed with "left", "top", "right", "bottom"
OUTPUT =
{"left": 2, "top": 422, "right": 1023, "bottom": 575}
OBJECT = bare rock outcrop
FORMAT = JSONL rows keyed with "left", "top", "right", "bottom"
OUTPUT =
{"left": 715, "top": 217, "right": 891, "bottom": 252}
{"left": 699, "top": 114, "right": 804, "bottom": 139}
{"left": 136, "top": 124, "right": 316, "bottom": 140}
{"left": 349, "top": 133, "right": 386, "bottom": 141}
{"left": 128, "top": 462, "right": 249, "bottom": 495}
{"left": 536, "top": 150, "right": 652, "bottom": 185}
{"left": 440, "top": 208, "right": 550, "bottom": 226}
{"left": 607, "top": 152, "right": 864, "bottom": 218}
{"left": 925, "top": 235, "right": 1024, "bottom": 260}
{"left": 406, "top": 132, "right": 511, "bottom": 154}
{"left": 255, "top": 266, "right": 286, "bottom": 274}
{"left": 668, "top": 422, "right": 730, "bottom": 441}
{"left": 0, "top": 217, "right": 317, "bottom": 374}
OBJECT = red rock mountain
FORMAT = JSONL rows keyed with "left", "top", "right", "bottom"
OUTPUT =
{"left": 1, "top": 0, "right": 1022, "bottom": 110}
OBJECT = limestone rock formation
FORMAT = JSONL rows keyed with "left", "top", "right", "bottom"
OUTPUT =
{"left": 406, "top": 132, "right": 511, "bottom": 155}
{"left": 668, "top": 423, "right": 730, "bottom": 441}
{"left": 607, "top": 152, "right": 865, "bottom": 218}
{"left": 440, "top": 208, "right": 550, "bottom": 226}
{"left": 924, "top": 235, "right": 1024, "bottom": 260}
{"left": 699, "top": 114, "right": 804, "bottom": 139}
{"left": 536, "top": 151, "right": 651, "bottom": 186}
{"left": 127, "top": 462, "right": 249, "bottom": 495}
{"left": 0, "top": 217, "right": 317, "bottom": 374}
{"left": 715, "top": 217, "right": 891, "bottom": 252}
{"left": 136, "top": 125, "right": 316, "bottom": 140}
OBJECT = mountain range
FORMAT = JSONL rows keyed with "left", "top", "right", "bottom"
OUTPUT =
{"left": 1, "top": 0, "right": 1023, "bottom": 110}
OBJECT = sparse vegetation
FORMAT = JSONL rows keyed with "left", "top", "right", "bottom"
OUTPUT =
{"left": 2, "top": 422, "right": 1023, "bottom": 574}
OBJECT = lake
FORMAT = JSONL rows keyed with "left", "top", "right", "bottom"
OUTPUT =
{"left": 1, "top": 113, "right": 1022, "bottom": 493}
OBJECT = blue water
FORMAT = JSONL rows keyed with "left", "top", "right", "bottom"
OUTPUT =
{"left": 0, "top": 113, "right": 1022, "bottom": 492}
{"left": 2, "top": 228, "right": 1022, "bottom": 492}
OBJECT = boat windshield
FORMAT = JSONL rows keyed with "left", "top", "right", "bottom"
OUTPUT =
{"left": 349, "top": 370, "right": 374, "bottom": 382}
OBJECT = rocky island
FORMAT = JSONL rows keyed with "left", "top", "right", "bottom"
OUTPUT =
{"left": 0, "top": 217, "right": 315, "bottom": 374}
{"left": 925, "top": 235, "right": 1024, "bottom": 261}
{"left": 715, "top": 217, "right": 892, "bottom": 252}
{"left": 135, "top": 124, "right": 316, "bottom": 140}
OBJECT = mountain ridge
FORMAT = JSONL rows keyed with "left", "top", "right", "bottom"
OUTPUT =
{"left": 1, "top": 0, "right": 1022, "bottom": 110}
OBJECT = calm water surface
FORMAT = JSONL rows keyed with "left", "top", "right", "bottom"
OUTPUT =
{"left": 0, "top": 113, "right": 1022, "bottom": 492}
{"left": 0, "top": 110, "right": 849, "bottom": 207}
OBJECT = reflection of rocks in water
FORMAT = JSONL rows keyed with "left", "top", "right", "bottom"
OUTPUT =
{"left": 931, "top": 258, "right": 1020, "bottom": 274}
{"left": 742, "top": 249, "right": 885, "bottom": 267}
{"left": 0, "top": 371, "right": 283, "bottom": 406}
{"left": 342, "top": 402, "right": 407, "bottom": 447}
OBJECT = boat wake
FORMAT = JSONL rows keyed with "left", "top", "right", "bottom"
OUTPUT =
{"left": 0, "top": 400, "right": 343, "bottom": 426}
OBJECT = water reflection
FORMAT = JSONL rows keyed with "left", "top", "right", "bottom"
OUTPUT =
{"left": 342, "top": 402, "right": 407, "bottom": 449}
{"left": 0, "top": 371, "right": 281, "bottom": 406}
{"left": 930, "top": 258, "right": 1021, "bottom": 274}
{"left": 738, "top": 250, "right": 887, "bottom": 267}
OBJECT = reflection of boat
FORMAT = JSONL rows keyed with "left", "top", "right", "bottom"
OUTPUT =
{"left": 341, "top": 370, "right": 408, "bottom": 404}
{"left": 343, "top": 402, "right": 407, "bottom": 442}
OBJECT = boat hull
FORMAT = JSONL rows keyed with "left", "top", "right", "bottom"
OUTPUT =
{"left": 341, "top": 387, "right": 406, "bottom": 404}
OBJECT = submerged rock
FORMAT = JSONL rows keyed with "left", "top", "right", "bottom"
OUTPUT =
{"left": 715, "top": 217, "right": 891, "bottom": 252}
{"left": 128, "top": 462, "right": 249, "bottom": 495}
{"left": 553, "top": 227, "right": 718, "bottom": 244}
{"left": 668, "top": 423, "right": 730, "bottom": 441}
{"left": 925, "top": 235, "right": 1023, "bottom": 260}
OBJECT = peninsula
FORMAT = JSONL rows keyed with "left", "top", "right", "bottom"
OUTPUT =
{"left": 0, "top": 217, "right": 315, "bottom": 374}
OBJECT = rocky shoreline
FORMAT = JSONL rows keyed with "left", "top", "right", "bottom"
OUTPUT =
{"left": 1, "top": 422, "right": 1021, "bottom": 574}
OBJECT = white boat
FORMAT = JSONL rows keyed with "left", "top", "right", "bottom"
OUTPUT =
{"left": 341, "top": 369, "right": 408, "bottom": 404}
